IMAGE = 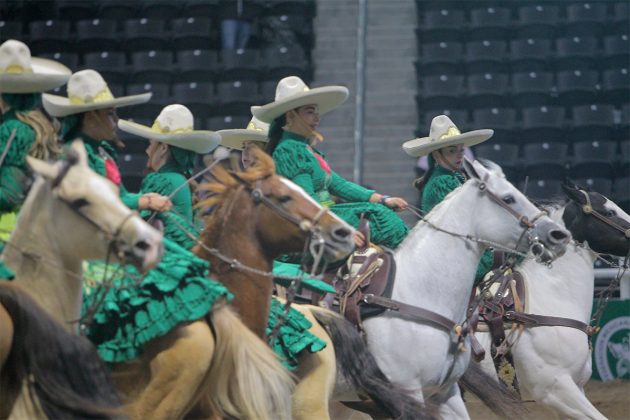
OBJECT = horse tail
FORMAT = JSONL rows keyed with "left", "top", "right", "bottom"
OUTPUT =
{"left": 308, "top": 305, "right": 431, "bottom": 420}
{"left": 0, "top": 283, "right": 121, "bottom": 419}
{"left": 459, "top": 360, "right": 528, "bottom": 418}
{"left": 206, "top": 304, "right": 294, "bottom": 420}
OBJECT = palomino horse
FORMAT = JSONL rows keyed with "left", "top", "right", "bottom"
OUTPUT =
{"left": 475, "top": 183, "right": 630, "bottom": 419}
{"left": 352, "top": 158, "right": 569, "bottom": 419}
{"left": 1, "top": 141, "right": 163, "bottom": 418}
{"left": 2, "top": 141, "right": 294, "bottom": 420}
{"left": 194, "top": 149, "right": 428, "bottom": 419}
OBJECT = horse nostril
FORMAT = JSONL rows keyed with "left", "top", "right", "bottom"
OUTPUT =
{"left": 134, "top": 240, "right": 151, "bottom": 251}
{"left": 332, "top": 226, "right": 351, "bottom": 240}
{"left": 549, "top": 229, "right": 569, "bottom": 243}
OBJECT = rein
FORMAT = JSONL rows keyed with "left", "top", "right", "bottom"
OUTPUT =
{"left": 578, "top": 189, "right": 630, "bottom": 238}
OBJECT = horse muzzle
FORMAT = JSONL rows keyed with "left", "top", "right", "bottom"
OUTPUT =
{"left": 529, "top": 220, "right": 571, "bottom": 265}
{"left": 321, "top": 222, "right": 356, "bottom": 262}
{"left": 117, "top": 218, "right": 164, "bottom": 273}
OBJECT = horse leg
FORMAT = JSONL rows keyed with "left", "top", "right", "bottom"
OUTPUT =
{"left": 433, "top": 383, "right": 470, "bottom": 420}
{"left": 114, "top": 321, "right": 215, "bottom": 420}
{"left": 291, "top": 305, "right": 337, "bottom": 420}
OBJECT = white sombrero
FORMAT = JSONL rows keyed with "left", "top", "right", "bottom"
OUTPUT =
{"left": 0, "top": 39, "right": 71, "bottom": 93}
{"left": 217, "top": 114, "right": 269, "bottom": 150}
{"left": 251, "top": 76, "right": 349, "bottom": 123}
{"left": 403, "top": 115, "right": 494, "bottom": 157}
{"left": 118, "top": 104, "right": 220, "bottom": 154}
{"left": 42, "top": 69, "right": 151, "bottom": 117}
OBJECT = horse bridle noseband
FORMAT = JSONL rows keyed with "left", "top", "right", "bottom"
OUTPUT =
{"left": 577, "top": 189, "right": 630, "bottom": 239}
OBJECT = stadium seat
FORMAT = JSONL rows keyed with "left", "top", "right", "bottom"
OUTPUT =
{"left": 216, "top": 80, "right": 260, "bottom": 115}
{"left": 140, "top": 0, "right": 181, "bottom": 19}
{"left": 28, "top": 20, "right": 72, "bottom": 53}
{"left": 564, "top": 2, "right": 606, "bottom": 37}
{"left": 473, "top": 142, "right": 521, "bottom": 179}
{"left": 603, "top": 34, "right": 629, "bottom": 68}
{"left": 181, "top": 0, "right": 219, "bottom": 18}
{"left": 129, "top": 50, "right": 174, "bottom": 83}
{"left": 220, "top": 48, "right": 261, "bottom": 81}
{"left": 555, "top": 36, "right": 598, "bottom": 71}
{"left": 39, "top": 52, "right": 79, "bottom": 70}
{"left": 570, "top": 139, "right": 617, "bottom": 178}
{"left": 612, "top": 2, "right": 629, "bottom": 23}
{"left": 466, "top": 72, "right": 509, "bottom": 108}
{"left": 260, "top": 79, "right": 278, "bottom": 102}
{"left": 208, "top": 115, "right": 250, "bottom": 131}
{"left": 471, "top": 107, "right": 518, "bottom": 143}
{"left": 570, "top": 104, "right": 616, "bottom": 141}
{"left": 418, "top": 74, "right": 465, "bottom": 110}
{"left": 573, "top": 177, "right": 614, "bottom": 197}
{"left": 521, "top": 105, "right": 566, "bottom": 142}
{"left": 511, "top": 71, "right": 554, "bottom": 108}
{"left": 509, "top": 38, "right": 553, "bottom": 72}
{"left": 125, "top": 82, "right": 169, "bottom": 119}
{"left": 176, "top": 49, "right": 219, "bottom": 82}
{"left": 465, "top": 40, "right": 508, "bottom": 64}
{"left": 515, "top": 4, "right": 559, "bottom": 39}
{"left": 124, "top": 19, "right": 167, "bottom": 52}
{"left": 421, "top": 41, "right": 463, "bottom": 66}
{"left": 602, "top": 68, "right": 630, "bottom": 105}
{"left": 119, "top": 154, "right": 146, "bottom": 191}
{"left": 57, "top": 0, "right": 96, "bottom": 21}
{"left": 620, "top": 140, "right": 630, "bottom": 172}
{"left": 76, "top": 19, "right": 119, "bottom": 52}
{"left": 556, "top": 69, "right": 599, "bottom": 106}
{"left": 0, "top": 21, "right": 23, "bottom": 39}
{"left": 83, "top": 51, "right": 127, "bottom": 84}
{"left": 172, "top": 17, "right": 215, "bottom": 51}
{"left": 613, "top": 176, "right": 630, "bottom": 212}
{"left": 524, "top": 178, "right": 564, "bottom": 200}
{"left": 267, "top": 0, "right": 316, "bottom": 18}
{"left": 418, "top": 8, "right": 465, "bottom": 42}
{"left": 263, "top": 44, "right": 310, "bottom": 81}
{"left": 98, "top": 1, "right": 139, "bottom": 20}
{"left": 172, "top": 82, "right": 215, "bottom": 119}
{"left": 468, "top": 6, "right": 512, "bottom": 41}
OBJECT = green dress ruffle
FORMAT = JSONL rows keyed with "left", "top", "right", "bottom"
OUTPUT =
{"left": 272, "top": 261, "right": 336, "bottom": 294}
{"left": 421, "top": 165, "right": 493, "bottom": 284}
{"left": 273, "top": 132, "right": 409, "bottom": 249}
{"left": 79, "top": 136, "right": 232, "bottom": 363}
{"left": 267, "top": 296, "right": 327, "bottom": 370}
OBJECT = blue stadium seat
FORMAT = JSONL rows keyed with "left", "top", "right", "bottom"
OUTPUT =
{"left": 613, "top": 176, "right": 630, "bottom": 212}
{"left": 570, "top": 104, "right": 616, "bottom": 141}
{"left": 524, "top": 178, "right": 564, "bottom": 200}
{"left": 262, "top": 45, "right": 310, "bottom": 81}
{"left": 172, "top": 82, "right": 215, "bottom": 119}
{"left": 76, "top": 19, "right": 119, "bottom": 52}
{"left": 118, "top": 153, "right": 147, "bottom": 178}
{"left": 509, "top": 38, "right": 553, "bottom": 73}
{"left": 182, "top": 0, "right": 219, "bottom": 18}
{"left": 172, "top": 17, "right": 215, "bottom": 51}
{"left": 260, "top": 79, "right": 277, "bottom": 102}
{"left": 471, "top": 107, "right": 517, "bottom": 143}
{"left": 571, "top": 139, "right": 618, "bottom": 178}
{"left": 465, "top": 39, "right": 508, "bottom": 74}
{"left": 125, "top": 82, "right": 169, "bottom": 119}
{"left": 220, "top": 48, "right": 261, "bottom": 81}
{"left": 521, "top": 105, "right": 566, "bottom": 142}
{"left": 129, "top": 50, "right": 174, "bottom": 83}
{"left": 612, "top": 2, "right": 629, "bottom": 23}
{"left": 421, "top": 41, "right": 463, "bottom": 66}
{"left": 466, "top": 72, "right": 509, "bottom": 108}
{"left": 573, "top": 177, "right": 613, "bottom": 197}
{"left": 57, "top": 0, "right": 96, "bottom": 21}
{"left": 418, "top": 8, "right": 465, "bottom": 42}
{"left": 555, "top": 36, "right": 598, "bottom": 71}
{"left": 208, "top": 115, "right": 250, "bottom": 131}
{"left": 418, "top": 74, "right": 465, "bottom": 110}
{"left": 28, "top": 20, "right": 72, "bottom": 53}
{"left": 0, "top": 21, "right": 23, "bottom": 39}
{"left": 556, "top": 69, "right": 599, "bottom": 106}
{"left": 267, "top": 0, "right": 316, "bottom": 18}
{"left": 512, "top": 71, "right": 554, "bottom": 108}
{"left": 474, "top": 142, "right": 521, "bottom": 179}
{"left": 140, "top": 0, "right": 181, "bottom": 19}
{"left": 564, "top": 2, "right": 606, "bottom": 37}
{"left": 468, "top": 5, "right": 512, "bottom": 41}
{"left": 83, "top": 51, "right": 127, "bottom": 84}
{"left": 176, "top": 49, "right": 219, "bottom": 82}
{"left": 216, "top": 80, "right": 260, "bottom": 115}
{"left": 124, "top": 19, "right": 167, "bottom": 52}
{"left": 603, "top": 34, "right": 629, "bottom": 68}
{"left": 515, "top": 4, "right": 559, "bottom": 39}
{"left": 98, "top": 1, "right": 139, "bottom": 20}
{"left": 39, "top": 52, "right": 79, "bottom": 70}
{"left": 602, "top": 68, "right": 629, "bottom": 106}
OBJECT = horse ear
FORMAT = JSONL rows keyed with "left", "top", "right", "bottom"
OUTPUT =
{"left": 26, "top": 156, "right": 59, "bottom": 180}
{"left": 562, "top": 180, "right": 586, "bottom": 203}
{"left": 463, "top": 157, "right": 487, "bottom": 181}
{"left": 69, "top": 140, "right": 88, "bottom": 166}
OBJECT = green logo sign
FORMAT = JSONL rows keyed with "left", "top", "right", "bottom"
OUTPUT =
{"left": 594, "top": 316, "right": 630, "bottom": 381}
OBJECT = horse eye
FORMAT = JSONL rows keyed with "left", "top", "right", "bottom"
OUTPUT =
{"left": 607, "top": 209, "right": 617, "bottom": 217}
{"left": 71, "top": 198, "right": 89, "bottom": 208}
{"left": 278, "top": 195, "right": 292, "bottom": 204}
{"left": 502, "top": 195, "right": 515, "bottom": 205}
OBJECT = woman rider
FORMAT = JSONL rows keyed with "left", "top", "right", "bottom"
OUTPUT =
{"left": 0, "top": 39, "right": 71, "bottom": 279}
{"left": 403, "top": 114, "right": 495, "bottom": 284}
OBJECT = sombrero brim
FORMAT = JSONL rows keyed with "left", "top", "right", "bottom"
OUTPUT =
{"left": 42, "top": 92, "right": 152, "bottom": 117}
{"left": 118, "top": 119, "right": 221, "bottom": 154}
{"left": 0, "top": 57, "right": 71, "bottom": 93}
{"left": 217, "top": 129, "right": 268, "bottom": 150}
{"left": 251, "top": 86, "right": 349, "bottom": 123}
{"left": 402, "top": 129, "right": 494, "bottom": 157}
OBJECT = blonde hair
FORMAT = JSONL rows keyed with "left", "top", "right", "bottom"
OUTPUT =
{"left": 16, "top": 110, "right": 61, "bottom": 161}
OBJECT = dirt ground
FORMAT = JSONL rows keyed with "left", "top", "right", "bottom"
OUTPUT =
{"left": 466, "top": 379, "right": 630, "bottom": 419}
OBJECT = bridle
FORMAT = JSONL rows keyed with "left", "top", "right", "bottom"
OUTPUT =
{"left": 576, "top": 189, "right": 630, "bottom": 239}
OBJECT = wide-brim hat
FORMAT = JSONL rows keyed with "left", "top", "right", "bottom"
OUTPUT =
{"left": 251, "top": 76, "right": 348, "bottom": 123}
{"left": 43, "top": 69, "right": 151, "bottom": 117}
{"left": 0, "top": 39, "right": 71, "bottom": 93}
{"left": 403, "top": 115, "right": 494, "bottom": 157}
{"left": 217, "top": 114, "right": 269, "bottom": 150}
{"left": 118, "top": 104, "right": 220, "bottom": 154}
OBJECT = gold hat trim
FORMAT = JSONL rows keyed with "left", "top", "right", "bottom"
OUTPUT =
{"left": 69, "top": 87, "right": 115, "bottom": 105}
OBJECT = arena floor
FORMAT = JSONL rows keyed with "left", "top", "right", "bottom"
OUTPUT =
{"left": 466, "top": 379, "right": 630, "bottom": 419}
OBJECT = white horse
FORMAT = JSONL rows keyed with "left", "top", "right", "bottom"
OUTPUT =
{"left": 475, "top": 183, "right": 630, "bottom": 420}
{"left": 327, "top": 158, "right": 570, "bottom": 419}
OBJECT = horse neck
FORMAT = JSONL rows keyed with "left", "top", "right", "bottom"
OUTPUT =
{"left": 204, "top": 191, "right": 273, "bottom": 338}
{"left": 518, "top": 205, "right": 596, "bottom": 321}
{"left": 393, "top": 186, "right": 483, "bottom": 322}
{"left": 5, "top": 178, "right": 83, "bottom": 331}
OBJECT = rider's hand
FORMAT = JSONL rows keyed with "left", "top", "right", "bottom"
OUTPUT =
{"left": 140, "top": 193, "right": 173, "bottom": 212}
{"left": 384, "top": 197, "right": 408, "bottom": 211}
{"left": 354, "top": 231, "right": 366, "bottom": 248}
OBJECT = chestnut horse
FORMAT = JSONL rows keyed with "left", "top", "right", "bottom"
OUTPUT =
{"left": 194, "top": 149, "right": 428, "bottom": 419}
{"left": 2, "top": 142, "right": 294, "bottom": 420}
{"left": 1, "top": 141, "right": 163, "bottom": 418}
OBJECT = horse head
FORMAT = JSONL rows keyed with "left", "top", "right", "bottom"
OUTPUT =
{"left": 562, "top": 181, "right": 630, "bottom": 257}
{"left": 26, "top": 140, "right": 163, "bottom": 272}
{"left": 462, "top": 158, "right": 570, "bottom": 264}
{"left": 198, "top": 147, "right": 355, "bottom": 265}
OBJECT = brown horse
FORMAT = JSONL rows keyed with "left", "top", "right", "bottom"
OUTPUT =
{"left": 194, "top": 148, "right": 428, "bottom": 419}
{"left": 2, "top": 142, "right": 294, "bottom": 420}
{"left": 1, "top": 141, "right": 163, "bottom": 418}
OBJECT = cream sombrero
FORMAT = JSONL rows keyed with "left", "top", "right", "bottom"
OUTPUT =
{"left": 217, "top": 114, "right": 269, "bottom": 150}
{"left": 251, "top": 76, "right": 348, "bottom": 123}
{"left": 403, "top": 115, "right": 494, "bottom": 157}
{"left": 0, "top": 39, "right": 71, "bottom": 93}
{"left": 118, "top": 104, "right": 220, "bottom": 154}
{"left": 42, "top": 69, "right": 151, "bottom": 117}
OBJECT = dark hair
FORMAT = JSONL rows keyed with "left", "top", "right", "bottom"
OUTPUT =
{"left": 2, "top": 92, "right": 40, "bottom": 112}
{"left": 58, "top": 114, "right": 83, "bottom": 143}
{"left": 413, "top": 153, "right": 436, "bottom": 193}
{"left": 264, "top": 114, "right": 286, "bottom": 156}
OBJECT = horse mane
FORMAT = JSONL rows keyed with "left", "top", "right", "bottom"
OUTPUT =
{"left": 197, "top": 147, "right": 276, "bottom": 229}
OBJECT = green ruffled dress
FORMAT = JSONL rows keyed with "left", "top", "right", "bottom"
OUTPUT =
{"left": 273, "top": 132, "right": 409, "bottom": 249}
{"left": 421, "top": 164, "right": 493, "bottom": 284}
{"left": 0, "top": 104, "right": 41, "bottom": 280}
{"left": 78, "top": 134, "right": 232, "bottom": 363}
